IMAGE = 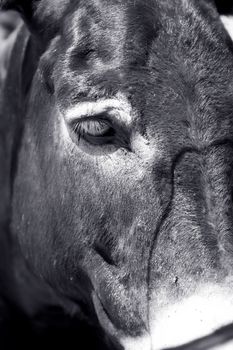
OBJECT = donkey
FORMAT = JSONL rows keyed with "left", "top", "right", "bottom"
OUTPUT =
{"left": 2, "top": 0, "right": 233, "bottom": 349}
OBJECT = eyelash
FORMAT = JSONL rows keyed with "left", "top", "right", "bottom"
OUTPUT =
{"left": 71, "top": 119, "right": 111, "bottom": 138}
{"left": 69, "top": 117, "right": 117, "bottom": 147}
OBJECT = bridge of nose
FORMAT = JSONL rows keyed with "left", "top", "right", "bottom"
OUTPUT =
{"left": 117, "top": 145, "right": 233, "bottom": 349}
{"left": 148, "top": 142, "right": 233, "bottom": 283}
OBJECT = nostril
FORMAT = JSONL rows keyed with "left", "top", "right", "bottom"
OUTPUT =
{"left": 94, "top": 242, "right": 117, "bottom": 266}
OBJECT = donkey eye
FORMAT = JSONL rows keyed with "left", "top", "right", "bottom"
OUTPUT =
{"left": 64, "top": 99, "right": 132, "bottom": 150}
{"left": 71, "top": 117, "right": 116, "bottom": 145}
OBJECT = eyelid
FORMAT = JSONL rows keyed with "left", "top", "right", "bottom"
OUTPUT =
{"left": 64, "top": 97, "right": 134, "bottom": 126}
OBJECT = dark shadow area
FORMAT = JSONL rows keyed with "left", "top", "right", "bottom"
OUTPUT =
{"left": 0, "top": 301, "right": 122, "bottom": 350}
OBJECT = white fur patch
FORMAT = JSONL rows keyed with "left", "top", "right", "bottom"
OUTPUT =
{"left": 149, "top": 287, "right": 233, "bottom": 349}
{"left": 121, "top": 285, "right": 233, "bottom": 350}
{"left": 220, "top": 15, "right": 233, "bottom": 41}
{"left": 121, "top": 335, "right": 151, "bottom": 350}
{"left": 64, "top": 92, "right": 134, "bottom": 126}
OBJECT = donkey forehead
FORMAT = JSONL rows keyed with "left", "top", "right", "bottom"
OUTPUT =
{"left": 57, "top": 0, "right": 217, "bottom": 60}
{"left": 51, "top": 1, "right": 232, "bottom": 119}
{"left": 53, "top": 0, "right": 226, "bottom": 92}
{"left": 58, "top": 0, "right": 160, "bottom": 72}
